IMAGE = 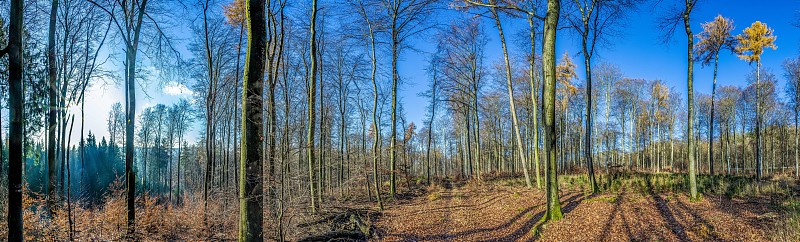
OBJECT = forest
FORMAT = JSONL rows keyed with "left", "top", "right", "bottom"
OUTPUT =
{"left": 0, "top": 0, "right": 799, "bottom": 241}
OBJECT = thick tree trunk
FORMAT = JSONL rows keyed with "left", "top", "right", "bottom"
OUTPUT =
{"left": 684, "top": 4, "right": 698, "bottom": 200}
{"left": 239, "top": 0, "right": 267, "bottom": 240}
{"left": 47, "top": 0, "right": 59, "bottom": 214}
{"left": 7, "top": 0, "right": 25, "bottom": 239}
{"left": 543, "top": 0, "right": 563, "bottom": 221}
{"left": 307, "top": 0, "right": 319, "bottom": 213}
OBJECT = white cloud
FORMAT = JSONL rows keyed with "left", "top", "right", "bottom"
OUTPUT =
{"left": 163, "top": 82, "right": 194, "bottom": 96}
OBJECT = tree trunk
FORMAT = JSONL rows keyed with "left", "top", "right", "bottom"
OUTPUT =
{"left": 125, "top": 0, "right": 149, "bottom": 234}
{"left": 528, "top": 15, "right": 542, "bottom": 189}
{"left": 239, "top": 0, "right": 267, "bottom": 240}
{"left": 202, "top": 0, "right": 217, "bottom": 211}
{"left": 47, "top": 0, "right": 59, "bottom": 215}
{"left": 795, "top": 110, "right": 798, "bottom": 178}
{"left": 307, "top": 0, "right": 319, "bottom": 213}
{"left": 543, "top": 0, "right": 563, "bottom": 221}
{"left": 755, "top": 60, "right": 763, "bottom": 180}
{"left": 426, "top": 73, "right": 437, "bottom": 184}
{"left": 581, "top": 29, "right": 598, "bottom": 193}
{"left": 709, "top": 54, "right": 719, "bottom": 176}
{"left": 66, "top": 115, "right": 76, "bottom": 241}
{"left": 684, "top": 4, "right": 698, "bottom": 200}
{"left": 491, "top": 6, "right": 532, "bottom": 188}
{"left": 7, "top": 0, "right": 25, "bottom": 239}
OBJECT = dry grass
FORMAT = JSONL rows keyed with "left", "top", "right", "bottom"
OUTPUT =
{"left": 0, "top": 184, "right": 239, "bottom": 241}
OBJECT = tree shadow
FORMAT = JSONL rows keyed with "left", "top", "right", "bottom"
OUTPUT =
{"left": 598, "top": 188, "right": 633, "bottom": 241}
{"left": 395, "top": 190, "right": 509, "bottom": 217}
{"left": 671, "top": 197, "right": 723, "bottom": 241}
{"left": 645, "top": 177, "right": 691, "bottom": 241}
{"left": 710, "top": 191, "right": 785, "bottom": 232}
{"left": 384, "top": 193, "right": 585, "bottom": 241}
{"left": 496, "top": 193, "right": 588, "bottom": 242}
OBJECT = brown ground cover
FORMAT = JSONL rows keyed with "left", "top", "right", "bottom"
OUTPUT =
{"left": 375, "top": 178, "right": 796, "bottom": 241}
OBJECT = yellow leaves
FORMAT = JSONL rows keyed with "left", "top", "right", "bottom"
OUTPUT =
{"left": 557, "top": 52, "right": 578, "bottom": 93}
{"left": 223, "top": 0, "right": 246, "bottom": 27}
{"left": 404, "top": 122, "right": 416, "bottom": 142}
{"left": 694, "top": 15, "right": 735, "bottom": 66}
{"left": 556, "top": 52, "right": 577, "bottom": 111}
{"left": 735, "top": 21, "right": 777, "bottom": 64}
{"left": 651, "top": 81, "right": 670, "bottom": 122}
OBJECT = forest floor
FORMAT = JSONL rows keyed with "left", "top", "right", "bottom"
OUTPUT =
{"left": 373, "top": 174, "right": 800, "bottom": 241}
{"left": 1, "top": 173, "right": 797, "bottom": 241}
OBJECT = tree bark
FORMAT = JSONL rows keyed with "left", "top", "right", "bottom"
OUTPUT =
{"left": 491, "top": 6, "right": 532, "bottom": 188}
{"left": 426, "top": 71, "right": 437, "bottom": 184}
{"left": 125, "top": 0, "right": 149, "bottom": 236}
{"left": 202, "top": 0, "right": 217, "bottom": 210}
{"left": 528, "top": 15, "right": 542, "bottom": 189}
{"left": 390, "top": 13, "right": 399, "bottom": 198}
{"left": 755, "top": 60, "right": 763, "bottom": 180}
{"left": 581, "top": 22, "right": 598, "bottom": 193}
{"left": 709, "top": 53, "right": 719, "bottom": 176}
{"left": 7, "top": 0, "right": 25, "bottom": 239}
{"left": 543, "top": 0, "right": 563, "bottom": 221}
{"left": 47, "top": 0, "right": 59, "bottom": 214}
{"left": 307, "top": 0, "right": 319, "bottom": 213}
{"left": 683, "top": 1, "right": 698, "bottom": 200}
{"left": 239, "top": 0, "right": 266, "bottom": 240}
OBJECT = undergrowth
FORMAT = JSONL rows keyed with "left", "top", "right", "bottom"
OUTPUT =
{"left": 0, "top": 182, "right": 238, "bottom": 241}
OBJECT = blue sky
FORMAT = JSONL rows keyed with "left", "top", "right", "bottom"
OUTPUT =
{"left": 395, "top": 0, "right": 800, "bottom": 135}
{"left": 74, "top": 0, "right": 800, "bottom": 144}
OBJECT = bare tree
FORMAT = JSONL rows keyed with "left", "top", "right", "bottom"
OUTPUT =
{"left": 659, "top": 0, "right": 701, "bottom": 201}
{"left": 566, "top": 0, "right": 639, "bottom": 193}
{"left": 47, "top": 0, "right": 59, "bottom": 214}
{"left": 88, "top": 0, "right": 182, "bottom": 235}
{"left": 382, "top": 0, "right": 438, "bottom": 196}
{"left": 308, "top": 0, "right": 320, "bottom": 213}
{"left": 594, "top": 62, "right": 621, "bottom": 170}
{"left": 785, "top": 57, "right": 800, "bottom": 178}
{"left": 424, "top": 55, "right": 440, "bottom": 184}
{"left": 353, "top": 0, "right": 385, "bottom": 210}
{"left": 435, "top": 17, "right": 487, "bottom": 180}
{"left": 459, "top": 0, "right": 534, "bottom": 187}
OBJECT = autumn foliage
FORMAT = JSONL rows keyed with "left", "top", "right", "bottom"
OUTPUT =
{"left": 0, "top": 182, "right": 238, "bottom": 241}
